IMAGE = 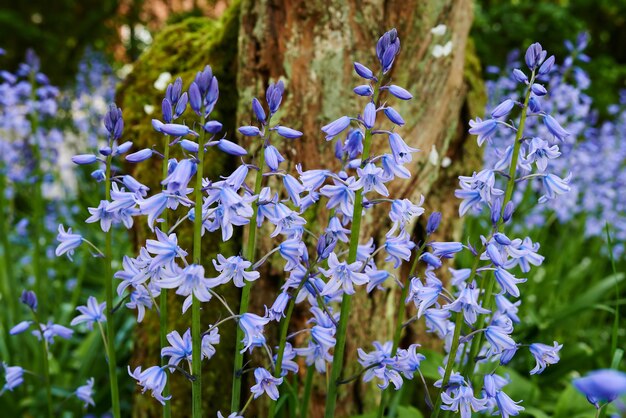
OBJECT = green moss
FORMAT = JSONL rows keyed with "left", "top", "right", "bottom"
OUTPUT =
{"left": 115, "top": 2, "right": 242, "bottom": 416}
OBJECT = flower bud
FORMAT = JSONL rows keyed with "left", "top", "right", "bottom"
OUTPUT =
{"left": 20, "top": 290, "right": 38, "bottom": 311}
{"left": 426, "top": 211, "right": 442, "bottom": 235}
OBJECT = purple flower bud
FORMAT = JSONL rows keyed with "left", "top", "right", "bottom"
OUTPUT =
{"left": 122, "top": 175, "right": 149, "bottom": 195}
{"left": 531, "top": 83, "right": 547, "bottom": 96}
{"left": 493, "top": 233, "right": 511, "bottom": 246}
{"left": 266, "top": 80, "right": 285, "bottom": 114}
{"left": 490, "top": 197, "right": 502, "bottom": 226}
{"left": 204, "top": 120, "right": 223, "bottom": 134}
{"left": 386, "top": 85, "right": 413, "bottom": 100}
{"left": 264, "top": 145, "right": 285, "bottom": 171}
{"left": 512, "top": 69, "right": 528, "bottom": 84}
{"left": 420, "top": 252, "right": 442, "bottom": 268}
{"left": 354, "top": 85, "right": 374, "bottom": 96}
{"left": 525, "top": 42, "right": 545, "bottom": 70}
{"left": 180, "top": 140, "right": 199, "bottom": 153}
{"left": 275, "top": 126, "right": 303, "bottom": 139}
{"left": 206, "top": 77, "right": 219, "bottom": 113}
{"left": 491, "top": 99, "right": 515, "bottom": 118}
{"left": 538, "top": 55, "right": 555, "bottom": 75}
{"left": 174, "top": 92, "right": 188, "bottom": 118}
{"left": 160, "top": 123, "right": 197, "bottom": 137}
{"left": 116, "top": 141, "right": 133, "bottom": 155}
{"left": 252, "top": 98, "right": 266, "bottom": 123}
{"left": 362, "top": 102, "right": 376, "bottom": 129}
{"left": 20, "top": 290, "right": 38, "bottom": 311}
{"left": 126, "top": 149, "right": 153, "bottom": 163}
{"left": 238, "top": 126, "right": 261, "bottom": 137}
{"left": 91, "top": 169, "right": 106, "bottom": 182}
{"left": 426, "top": 211, "right": 442, "bottom": 235}
{"left": 194, "top": 65, "right": 213, "bottom": 96}
{"left": 322, "top": 116, "right": 351, "bottom": 140}
{"left": 152, "top": 119, "right": 164, "bottom": 133}
{"left": 188, "top": 82, "right": 202, "bottom": 114}
{"left": 217, "top": 139, "right": 247, "bottom": 156}
{"left": 503, "top": 201, "right": 514, "bottom": 223}
{"left": 543, "top": 114, "right": 569, "bottom": 141}
{"left": 162, "top": 98, "right": 173, "bottom": 123}
{"left": 10, "top": 321, "right": 32, "bottom": 335}
{"left": 167, "top": 77, "right": 183, "bottom": 103}
{"left": 316, "top": 234, "right": 337, "bottom": 261}
{"left": 384, "top": 107, "right": 405, "bottom": 125}
{"left": 104, "top": 104, "right": 123, "bottom": 139}
{"left": 344, "top": 129, "right": 364, "bottom": 159}
{"left": 334, "top": 139, "right": 344, "bottom": 160}
{"left": 72, "top": 154, "right": 97, "bottom": 165}
{"left": 99, "top": 146, "right": 112, "bottom": 156}
{"left": 353, "top": 62, "right": 375, "bottom": 79}
{"left": 528, "top": 97, "right": 541, "bottom": 113}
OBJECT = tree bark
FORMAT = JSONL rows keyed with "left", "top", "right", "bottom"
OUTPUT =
{"left": 117, "top": 0, "right": 484, "bottom": 415}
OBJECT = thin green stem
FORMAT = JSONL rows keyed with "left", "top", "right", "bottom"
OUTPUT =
{"left": 300, "top": 365, "right": 314, "bottom": 418}
{"left": 32, "top": 311, "right": 52, "bottom": 418}
{"left": 325, "top": 76, "right": 382, "bottom": 418}
{"left": 377, "top": 244, "right": 425, "bottom": 418}
{"left": 104, "top": 155, "right": 121, "bottom": 418}
{"left": 192, "top": 116, "right": 206, "bottom": 417}
{"left": 605, "top": 223, "right": 619, "bottom": 359}
{"left": 231, "top": 133, "right": 267, "bottom": 411}
{"left": 161, "top": 138, "right": 171, "bottom": 418}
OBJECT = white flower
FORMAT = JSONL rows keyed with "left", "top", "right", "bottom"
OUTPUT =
{"left": 432, "top": 41, "right": 453, "bottom": 58}
{"left": 154, "top": 72, "right": 172, "bottom": 91}
{"left": 431, "top": 24, "right": 447, "bottom": 36}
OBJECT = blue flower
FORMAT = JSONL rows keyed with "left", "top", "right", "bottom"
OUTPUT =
{"left": 75, "top": 378, "right": 95, "bottom": 408}
{"left": 265, "top": 145, "right": 285, "bottom": 171}
{"left": 155, "top": 264, "right": 213, "bottom": 313}
{"left": 322, "top": 116, "right": 351, "bottom": 140}
{"left": 494, "top": 267, "right": 526, "bottom": 298}
{"left": 441, "top": 385, "right": 487, "bottom": 418}
{"left": 126, "top": 148, "right": 153, "bottom": 163}
{"left": 384, "top": 231, "right": 415, "bottom": 268}
{"left": 469, "top": 118, "right": 498, "bottom": 146}
{"left": 85, "top": 200, "right": 115, "bottom": 232}
{"left": 538, "top": 173, "right": 571, "bottom": 203}
{"left": 494, "top": 391, "right": 524, "bottom": 418}
{"left": 274, "top": 342, "right": 299, "bottom": 376}
{"left": 70, "top": 296, "right": 106, "bottom": 330}
{"left": 356, "top": 163, "right": 389, "bottom": 196}
{"left": 72, "top": 154, "right": 97, "bottom": 165}
{"left": 251, "top": 97, "right": 266, "bottom": 123}
{"left": 320, "top": 177, "right": 358, "bottom": 217}
{"left": 388, "top": 197, "right": 425, "bottom": 235}
{"left": 490, "top": 99, "right": 515, "bottom": 118}
{"left": 212, "top": 254, "right": 259, "bottom": 288}
{"left": 19, "top": 290, "right": 38, "bottom": 311}
{"left": 543, "top": 114, "right": 570, "bottom": 141}
{"left": 353, "top": 62, "right": 375, "bottom": 79}
{"left": 266, "top": 80, "right": 284, "bottom": 114}
{"left": 444, "top": 285, "right": 490, "bottom": 325}
{"left": 524, "top": 137, "right": 560, "bottom": 172}
{"left": 386, "top": 84, "right": 413, "bottom": 100}
{"left": 529, "top": 341, "right": 562, "bottom": 375}
{"left": 362, "top": 102, "right": 376, "bottom": 129}
{"left": 278, "top": 238, "right": 306, "bottom": 271}
{"left": 161, "top": 329, "right": 192, "bottom": 366}
{"left": 274, "top": 125, "right": 303, "bottom": 139}
{"left": 250, "top": 367, "right": 283, "bottom": 400}
{"left": 384, "top": 106, "right": 405, "bottom": 125}
{"left": 429, "top": 242, "right": 463, "bottom": 258}
{"left": 146, "top": 228, "right": 187, "bottom": 271}
{"left": 573, "top": 369, "right": 626, "bottom": 406}
{"left": 266, "top": 291, "right": 290, "bottom": 322}
{"left": 1, "top": 363, "right": 24, "bottom": 393}
{"left": 238, "top": 313, "right": 269, "bottom": 353}
{"left": 128, "top": 365, "right": 170, "bottom": 405}
{"left": 216, "top": 139, "right": 247, "bottom": 156}
{"left": 319, "top": 252, "right": 369, "bottom": 296}
{"left": 388, "top": 132, "right": 418, "bottom": 164}
{"left": 407, "top": 274, "right": 443, "bottom": 317}
{"left": 484, "top": 325, "right": 517, "bottom": 355}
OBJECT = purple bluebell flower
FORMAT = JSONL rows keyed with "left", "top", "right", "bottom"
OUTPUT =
{"left": 265, "top": 145, "right": 284, "bottom": 171}
{"left": 538, "top": 173, "right": 571, "bottom": 203}
{"left": 362, "top": 102, "right": 376, "bottom": 129}
{"left": 266, "top": 80, "right": 284, "bottom": 114}
{"left": 490, "top": 99, "right": 515, "bottom": 118}
{"left": 266, "top": 291, "right": 290, "bottom": 322}
{"left": 274, "top": 125, "right": 303, "bottom": 139}
{"left": 322, "top": 116, "right": 352, "bottom": 141}
{"left": 204, "top": 120, "right": 223, "bottom": 134}
{"left": 494, "top": 267, "right": 526, "bottom": 298}
{"left": 384, "top": 106, "right": 405, "bottom": 125}
{"left": 407, "top": 275, "right": 443, "bottom": 317}
{"left": 320, "top": 177, "right": 358, "bottom": 217}
{"left": 252, "top": 97, "right": 266, "bottom": 123}
{"left": 128, "top": 365, "right": 170, "bottom": 405}
{"left": 388, "top": 132, "right": 418, "bottom": 164}
{"left": 377, "top": 28, "right": 401, "bottom": 73}
{"left": 275, "top": 342, "right": 299, "bottom": 376}
{"left": 426, "top": 211, "right": 442, "bottom": 235}
{"left": 19, "top": 290, "right": 38, "bottom": 311}
{"left": 122, "top": 175, "right": 150, "bottom": 197}
{"left": 420, "top": 252, "right": 443, "bottom": 269}
{"left": 441, "top": 385, "right": 487, "bottom": 418}
{"left": 238, "top": 313, "right": 270, "bottom": 353}
{"left": 126, "top": 148, "right": 153, "bottom": 163}
{"left": 494, "top": 391, "right": 524, "bottom": 418}
{"left": 424, "top": 308, "right": 451, "bottom": 336}
{"left": 251, "top": 367, "right": 283, "bottom": 400}
{"left": 70, "top": 296, "right": 106, "bottom": 330}
{"left": 75, "top": 378, "right": 95, "bottom": 407}
{"left": 146, "top": 228, "right": 187, "bottom": 271}
{"left": 529, "top": 341, "right": 562, "bottom": 374}
{"left": 180, "top": 140, "right": 199, "bottom": 153}
{"left": 154, "top": 121, "right": 198, "bottom": 137}
{"left": 386, "top": 85, "right": 413, "bottom": 100}
{"left": 278, "top": 238, "right": 306, "bottom": 271}
{"left": 86, "top": 200, "right": 115, "bottom": 232}
{"left": 91, "top": 169, "right": 106, "bottom": 182}
{"left": 2, "top": 363, "right": 24, "bottom": 392}
{"left": 530, "top": 83, "right": 547, "bottom": 96}
{"left": 484, "top": 325, "right": 517, "bottom": 355}
{"left": 283, "top": 174, "right": 304, "bottom": 207}
{"left": 573, "top": 369, "right": 626, "bottom": 406}
{"left": 72, "top": 154, "right": 98, "bottom": 165}
{"left": 319, "top": 253, "right": 369, "bottom": 296}
{"left": 238, "top": 125, "right": 261, "bottom": 137}
{"left": 156, "top": 264, "right": 213, "bottom": 313}
{"left": 161, "top": 329, "right": 216, "bottom": 366}
{"left": 430, "top": 242, "right": 463, "bottom": 258}
{"left": 512, "top": 69, "right": 528, "bottom": 84}
{"left": 543, "top": 114, "right": 569, "bottom": 141}
{"left": 354, "top": 62, "right": 375, "bottom": 79}
{"left": 212, "top": 254, "right": 259, "bottom": 288}
{"left": 104, "top": 103, "right": 124, "bottom": 139}
{"left": 217, "top": 139, "right": 247, "bottom": 156}
{"left": 356, "top": 163, "right": 389, "bottom": 196}
{"left": 354, "top": 85, "right": 374, "bottom": 96}
{"left": 384, "top": 231, "right": 415, "bottom": 268}
{"left": 444, "top": 286, "right": 490, "bottom": 325}
{"left": 24, "top": 321, "right": 74, "bottom": 344}
{"left": 524, "top": 42, "right": 547, "bottom": 70}
{"left": 388, "top": 197, "right": 425, "bottom": 235}
{"left": 469, "top": 118, "right": 498, "bottom": 146}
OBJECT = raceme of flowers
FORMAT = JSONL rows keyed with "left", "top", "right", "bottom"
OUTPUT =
{"left": 4, "top": 32, "right": 593, "bottom": 418}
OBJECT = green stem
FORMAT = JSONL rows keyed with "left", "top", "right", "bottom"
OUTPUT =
{"left": 231, "top": 135, "right": 267, "bottom": 411}
{"left": 0, "top": 172, "right": 16, "bottom": 327}
{"left": 377, "top": 244, "right": 425, "bottom": 418}
{"left": 192, "top": 117, "right": 206, "bottom": 417}
{"left": 300, "top": 365, "right": 314, "bottom": 418}
{"left": 32, "top": 310, "right": 52, "bottom": 418}
{"left": 160, "top": 139, "right": 171, "bottom": 418}
{"left": 104, "top": 156, "right": 121, "bottom": 418}
{"left": 324, "top": 77, "right": 381, "bottom": 418}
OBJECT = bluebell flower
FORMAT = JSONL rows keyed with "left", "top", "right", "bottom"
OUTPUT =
{"left": 384, "top": 231, "right": 415, "bottom": 268}
{"left": 274, "top": 125, "right": 303, "bottom": 139}
{"left": 266, "top": 291, "right": 290, "bottom": 321}
{"left": 104, "top": 103, "right": 124, "bottom": 139}
{"left": 376, "top": 28, "right": 400, "bottom": 73}
{"left": 426, "top": 211, "right": 442, "bottom": 235}
{"left": 70, "top": 296, "right": 106, "bottom": 330}
{"left": 212, "top": 254, "right": 259, "bottom": 288}
{"left": 358, "top": 342, "right": 404, "bottom": 390}
{"left": 126, "top": 286, "right": 156, "bottom": 322}
{"left": 407, "top": 274, "right": 443, "bottom": 317}
{"left": 275, "top": 342, "right": 299, "bottom": 376}
{"left": 1, "top": 363, "right": 24, "bottom": 393}
{"left": 155, "top": 264, "right": 213, "bottom": 313}
{"left": 202, "top": 326, "right": 220, "bottom": 360}
{"left": 238, "top": 313, "right": 270, "bottom": 353}
{"left": 386, "top": 84, "right": 412, "bottom": 100}
{"left": 469, "top": 118, "right": 498, "bottom": 146}
{"left": 146, "top": 228, "right": 187, "bottom": 271}
{"left": 420, "top": 252, "right": 443, "bottom": 269}
{"left": 543, "top": 114, "right": 570, "bottom": 141}
{"left": 495, "top": 294, "right": 521, "bottom": 324}
{"left": 530, "top": 83, "right": 547, "bottom": 96}
{"left": 252, "top": 97, "right": 266, "bottom": 123}
{"left": 450, "top": 268, "right": 472, "bottom": 287}
{"left": 128, "top": 365, "right": 170, "bottom": 405}
{"left": 268, "top": 203, "right": 306, "bottom": 238}
{"left": 441, "top": 385, "right": 487, "bottom": 418}
{"left": 538, "top": 172, "right": 571, "bottom": 203}
{"left": 238, "top": 126, "right": 261, "bottom": 136}
{"left": 161, "top": 329, "right": 193, "bottom": 366}
{"left": 529, "top": 341, "right": 562, "bottom": 374}
{"left": 353, "top": 62, "right": 375, "bottom": 79}
{"left": 153, "top": 121, "right": 198, "bottom": 137}
{"left": 381, "top": 154, "right": 411, "bottom": 180}
{"left": 396, "top": 344, "right": 426, "bottom": 379}
{"left": 354, "top": 85, "right": 374, "bottom": 96}
{"left": 265, "top": 145, "right": 285, "bottom": 171}
{"left": 75, "top": 378, "right": 95, "bottom": 408}
{"left": 266, "top": 80, "right": 284, "bottom": 114}
{"left": 85, "top": 200, "right": 115, "bottom": 232}
{"left": 388, "top": 197, "right": 425, "bottom": 235}
{"left": 424, "top": 308, "right": 451, "bottom": 336}
{"left": 505, "top": 237, "right": 544, "bottom": 272}
{"left": 444, "top": 285, "right": 490, "bottom": 325}
{"left": 365, "top": 266, "right": 390, "bottom": 292}
{"left": 319, "top": 252, "right": 369, "bottom": 296}
{"left": 180, "top": 140, "right": 199, "bottom": 153}
{"left": 126, "top": 148, "right": 153, "bottom": 163}
{"left": 362, "top": 102, "right": 376, "bottom": 129}
{"left": 384, "top": 106, "right": 405, "bottom": 125}
{"left": 430, "top": 242, "right": 463, "bottom": 258}
{"left": 15, "top": 321, "right": 74, "bottom": 344}
{"left": 298, "top": 166, "right": 331, "bottom": 191}
{"left": 278, "top": 238, "right": 306, "bottom": 271}
{"left": 484, "top": 325, "right": 517, "bottom": 355}
{"left": 573, "top": 369, "right": 626, "bottom": 406}
{"left": 9, "top": 321, "right": 32, "bottom": 335}
{"left": 122, "top": 175, "right": 150, "bottom": 197}
{"left": 524, "top": 138, "right": 560, "bottom": 172}
{"left": 19, "top": 290, "right": 38, "bottom": 311}
{"left": 538, "top": 55, "right": 555, "bottom": 75}
{"left": 494, "top": 267, "right": 526, "bottom": 298}
{"left": 251, "top": 367, "right": 283, "bottom": 400}
{"left": 490, "top": 99, "right": 515, "bottom": 118}
{"left": 326, "top": 217, "right": 350, "bottom": 243}
{"left": 343, "top": 129, "right": 364, "bottom": 159}
{"left": 72, "top": 154, "right": 97, "bottom": 165}
{"left": 91, "top": 169, "right": 106, "bottom": 182}
{"left": 494, "top": 391, "right": 524, "bottom": 418}
{"left": 215, "top": 139, "right": 246, "bottom": 156}
{"left": 295, "top": 338, "right": 333, "bottom": 374}
{"left": 524, "top": 42, "right": 547, "bottom": 70}
{"left": 322, "top": 116, "right": 351, "bottom": 140}
{"left": 356, "top": 163, "right": 389, "bottom": 196}
{"left": 320, "top": 177, "right": 358, "bottom": 217}
{"left": 388, "top": 132, "right": 418, "bottom": 164}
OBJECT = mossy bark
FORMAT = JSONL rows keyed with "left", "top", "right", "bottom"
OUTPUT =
{"left": 117, "top": 0, "right": 484, "bottom": 416}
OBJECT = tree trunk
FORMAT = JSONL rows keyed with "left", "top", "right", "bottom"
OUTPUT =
{"left": 116, "top": 0, "right": 484, "bottom": 415}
